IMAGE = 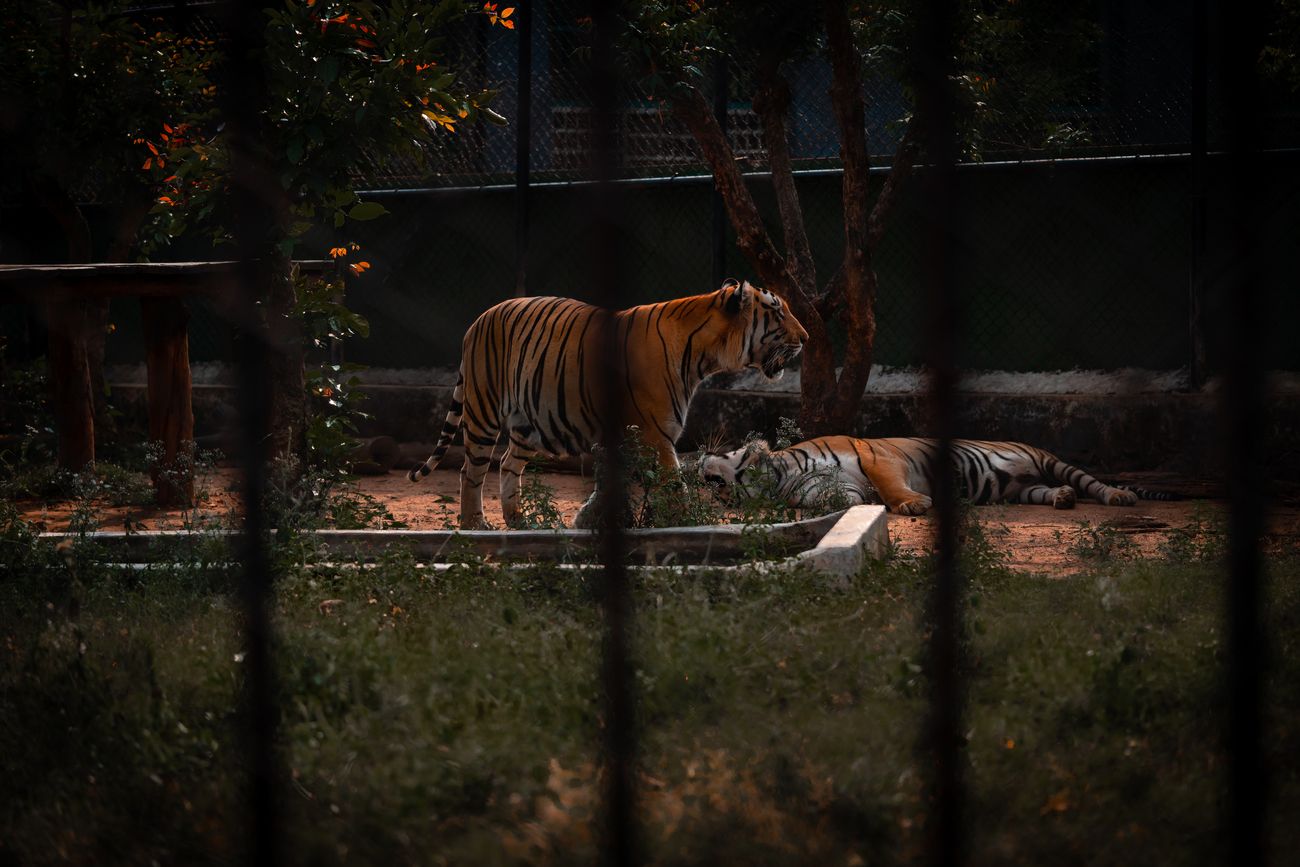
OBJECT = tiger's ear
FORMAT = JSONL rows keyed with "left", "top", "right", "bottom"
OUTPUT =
{"left": 723, "top": 280, "right": 753, "bottom": 315}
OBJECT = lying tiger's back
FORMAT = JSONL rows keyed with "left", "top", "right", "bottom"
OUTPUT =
{"left": 706, "top": 435, "right": 1167, "bottom": 516}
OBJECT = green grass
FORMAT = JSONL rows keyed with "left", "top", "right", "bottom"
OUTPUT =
{"left": 1, "top": 505, "right": 1298, "bottom": 865}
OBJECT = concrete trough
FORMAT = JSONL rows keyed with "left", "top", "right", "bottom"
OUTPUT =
{"left": 36, "top": 505, "right": 889, "bottom": 578}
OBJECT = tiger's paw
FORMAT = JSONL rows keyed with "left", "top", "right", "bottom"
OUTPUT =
{"left": 892, "top": 495, "right": 933, "bottom": 516}
{"left": 459, "top": 515, "right": 492, "bottom": 530}
{"left": 1052, "top": 486, "right": 1077, "bottom": 509}
{"left": 1104, "top": 488, "right": 1139, "bottom": 506}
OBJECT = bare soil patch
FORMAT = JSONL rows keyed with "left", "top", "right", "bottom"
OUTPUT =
{"left": 15, "top": 466, "right": 1299, "bottom": 576}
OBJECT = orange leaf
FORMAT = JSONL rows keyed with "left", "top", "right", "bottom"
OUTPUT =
{"left": 502, "top": 7, "right": 515, "bottom": 18}
{"left": 501, "top": 18, "right": 515, "bottom": 28}
{"left": 142, "top": 157, "right": 153, "bottom": 170}
{"left": 349, "top": 261, "right": 371, "bottom": 274}
{"left": 147, "top": 142, "right": 159, "bottom": 155}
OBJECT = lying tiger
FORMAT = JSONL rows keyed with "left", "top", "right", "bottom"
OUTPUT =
{"left": 409, "top": 280, "right": 808, "bottom": 529}
{"left": 700, "top": 435, "right": 1176, "bottom": 515}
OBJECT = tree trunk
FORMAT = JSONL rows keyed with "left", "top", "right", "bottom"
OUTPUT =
{"left": 140, "top": 297, "right": 195, "bottom": 506}
{"left": 47, "top": 299, "right": 95, "bottom": 471}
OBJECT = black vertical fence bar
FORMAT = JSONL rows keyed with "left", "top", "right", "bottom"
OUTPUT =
{"left": 1219, "top": 1, "right": 1268, "bottom": 863}
{"left": 1189, "top": 0, "right": 1208, "bottom": 388}
{"left": 915, "top": 1, "right": 964, "bottom": 865}
{"left": 513, "top": 0, "right": 533, "bottom": 297}
{"left": 589, "top": 1, "right": 637, "bottom": 865}
{"left": 711, "top": 56, "right": 729, "bottom": 290}
{"left": 221, "top": 2, "right": 281, "bottom": 865}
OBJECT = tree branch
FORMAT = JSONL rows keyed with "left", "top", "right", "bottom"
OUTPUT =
{"left": 868, "top": 124, "right": 920, "bottom": 252}
{"left": 752, "top": 61, "right": 816, "bottom": 295}
{"left": 825, "top": 0, "right": 877, "bottom": 428}
{"left": 670, "top": 86, "right": 787, "bottom": 290}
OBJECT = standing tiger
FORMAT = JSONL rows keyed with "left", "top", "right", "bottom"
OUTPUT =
{"left": 700, "top": 436, "right": 1177, "bottom": 515}
{"left": 409, "top": 281, "right": 808, "bottom": 529}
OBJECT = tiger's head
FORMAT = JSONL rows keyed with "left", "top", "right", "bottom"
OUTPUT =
{"left": 714, "top": 280, "right": 807, "bottom": 380}
{"left": 699, "top": 439, "right": 771, "bottom": 495}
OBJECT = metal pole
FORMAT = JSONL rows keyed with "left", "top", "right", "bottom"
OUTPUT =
{"left": 1189, "top": 0, "right": 1208, "bottom": 388}
{"left": 1219, "top": 1, "right": 1268, "bottom": 863}
{"left": 590, "top": 1, "right": 636, "bottom": 865}
{"left": 513, "top": 0, "right": 533, "bottom": 297}
{"left": 916, "top": 0, "right": 964, "bottom": 865}
{"left": 221, "top": 2, "right": 280, "bottom": 864}
{"left": 711, "top": 56, "right": 729, "bottom": 290}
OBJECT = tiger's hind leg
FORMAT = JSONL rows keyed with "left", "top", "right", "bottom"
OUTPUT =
{"left": 459, "top": 434, "right": 497, "bottom": 530}
{"left": 1014, "top": 484, "right": 1076, "bottom": 509}
{"left": 499, "top": 444, "right": 538, "bottom": 528}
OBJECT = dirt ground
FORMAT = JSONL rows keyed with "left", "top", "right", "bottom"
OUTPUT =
{"left": 18, "top": 466, "right": 1300, "bottom": 576}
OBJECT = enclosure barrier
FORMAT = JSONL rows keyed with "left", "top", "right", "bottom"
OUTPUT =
{"left": 197, "top": 1, "right": 1271, "bottom": 864}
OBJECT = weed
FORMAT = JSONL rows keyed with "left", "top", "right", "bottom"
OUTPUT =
{"left": 1061, "top": 520, "right": 1139, "bottom": 561}
{"left": 515, "top": 466, "right": 566, "bottom": 530}
{"left": 1157, "top": 505, "right": 1228, "bottom": 563}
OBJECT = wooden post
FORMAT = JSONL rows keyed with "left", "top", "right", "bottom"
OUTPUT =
{"left": 140, "top": 296, "right": 195, "bottom": 506}
{"left": 47, "top": 299, "right": 95, "bottom": 471}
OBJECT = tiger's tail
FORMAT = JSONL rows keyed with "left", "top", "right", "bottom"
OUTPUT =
{"left": 1119, "top": 485, "right": 1184, "bottom": 501}
{"left": 407, "top": 371, "right": 465, "bottom": 483}
{"left": 1042, "top": 453, "right": 1182, "bottom": 503}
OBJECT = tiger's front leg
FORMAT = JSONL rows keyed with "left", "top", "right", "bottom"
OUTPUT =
{"left": 573, "top": 434, "right": 678, "bottom": 529}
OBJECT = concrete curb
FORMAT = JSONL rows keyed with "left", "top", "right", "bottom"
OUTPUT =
{"left": 34, "top": 506, "right": 891, "bottom": 577}
{"left": 791, "top": 505, "right": 890, "bottom": 577}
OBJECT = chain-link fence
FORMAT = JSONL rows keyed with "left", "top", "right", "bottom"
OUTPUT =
{"left": 5, "top": 0, "right": 1298, "bottom": 373}
{"left": 316, "top": 0, "right": 1298, "bottom": 375}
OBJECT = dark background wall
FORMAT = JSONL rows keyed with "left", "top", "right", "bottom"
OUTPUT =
{"left": 28, "top": 152, "right": 1285, "bottom": 374}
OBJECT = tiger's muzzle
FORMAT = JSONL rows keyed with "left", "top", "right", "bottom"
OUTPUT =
{"left": 760, "top": 340, "right": 804, "bottom": 379}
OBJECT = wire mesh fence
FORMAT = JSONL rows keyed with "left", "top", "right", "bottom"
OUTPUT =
{"left": 47, "top": 0, "right": 1291, "bottom": 377}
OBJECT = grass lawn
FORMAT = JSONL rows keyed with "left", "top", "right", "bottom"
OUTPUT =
{"left": 2, "top": 507, "right": 1298, "bottom": 866}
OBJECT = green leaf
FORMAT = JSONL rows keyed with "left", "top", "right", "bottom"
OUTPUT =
{"left": 347, "top": 202, "right": 389, "bottom": 221}
{"left": 482, "top": 107, "right": 509, "bottom": 126}
{"left": 286, "top": 137, "right": 305, "bottom": 165}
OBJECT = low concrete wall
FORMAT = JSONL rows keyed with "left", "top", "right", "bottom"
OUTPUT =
{"left": 110, "top": 376, "right": 1300, "bottom": 481}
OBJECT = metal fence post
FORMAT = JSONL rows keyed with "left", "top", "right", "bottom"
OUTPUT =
{"left": 916, "top": 0, "right": 965, "bottom": 865}
{"left": 514, "top": 0, "right": 533, "bottom": 297}
{"left": 590, "top": 2, "right": 637, "bottom": 865}
{"left": 222, "top": 2, "right": 281, "bottom": 864}
{"left": 1189, "top": 0, "right": 1208, "bottom": 388}
{"left": 1219, "top": 2, "right": 1268, "bottom": 863}
{"left": 712, "top": 56, "right": 730, "bottom": 290}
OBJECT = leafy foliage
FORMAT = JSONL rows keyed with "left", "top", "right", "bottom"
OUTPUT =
{"left": 0, "top": 2, "right": 217, "bottom": 215}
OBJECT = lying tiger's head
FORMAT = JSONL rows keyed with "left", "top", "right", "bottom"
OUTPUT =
{"left": 715, "top": 280, "right": 807, "bottom": 380}
{"left": 699, "top": 439, "right": 771, "bottom": 494}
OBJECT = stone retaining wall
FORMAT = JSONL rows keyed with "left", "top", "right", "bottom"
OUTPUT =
{"left": 110, "top": 377, "right": 1300, "bottom": 480}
